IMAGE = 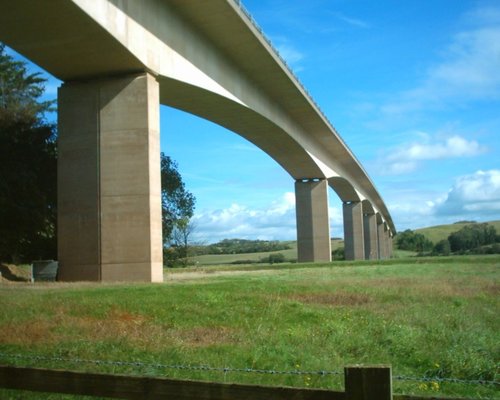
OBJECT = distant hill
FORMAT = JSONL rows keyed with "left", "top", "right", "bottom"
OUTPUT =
{"left": 415, "top": 220, "right": 500, "bottom": 244}
{"left": 191, "top": 238, "right": 344, "bottom": 266}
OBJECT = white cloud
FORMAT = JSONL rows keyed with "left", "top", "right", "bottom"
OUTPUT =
{"left": 382, "top": 10, "right": 500, "bottom": 115}
{"left": 192, "top": 192, "right": 297, "bottom": 243}
{"left": 403, "top": 135, "right": 485, "bottom": 160}
{"left": 435, "top": 170, "right": 500, "bottom": 216}
{"left": 386, "top": 170, "right": 500, "bottom": 231}
{"left": 380, "top": 133, "right": 487, "bottom": 175}
{"left": 388, "top": 201, "right": 438, "bottom": 231}
{"left": 191, "top": 192, "right": 343, "bottom": 243}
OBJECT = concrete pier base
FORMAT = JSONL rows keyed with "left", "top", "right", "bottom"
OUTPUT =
{"left": 57, "top": 73, "right": 163, "bottom": 282}
{"left": 295, "top": 179, "right": 332, "bottom": 262}
{"left": 343, "top": 202, "right": 365, "bottom": 260}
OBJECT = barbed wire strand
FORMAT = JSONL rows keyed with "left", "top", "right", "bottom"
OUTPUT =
{"left": 0, "top": 353, "right": 341, "bottom": 377}
{"left": 1, "top": 352, "right": 498, "bottom": 387}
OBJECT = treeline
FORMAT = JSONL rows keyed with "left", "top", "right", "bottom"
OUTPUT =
{"left": 231, "top": 253, "right": 290, "bottom": 265}
{"left": 396, "top": 223, "right": 500, "bottom": 256}
{"left": 194, "top": 239, "right": 291, "bottom": 255}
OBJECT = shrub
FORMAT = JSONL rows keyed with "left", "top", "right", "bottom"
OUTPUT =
{"left": 433, "top": 239, "right": 451, "bottom": 256}
{"left": 332, "top": 247, "right": 345, "bottom": 260}
{"left": 269, "top": 253, "right": 286, "bottom": 264}
{"left": 396, "top": 230, "right": 433, "bottom": 252}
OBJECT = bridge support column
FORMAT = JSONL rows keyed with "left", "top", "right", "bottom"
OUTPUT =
{"left": 295, "top": 179, "right": 331, "bottom": 262}
{"left": 343, "top": 202, "right": 364, "bottom": 260}
{"left": 57, "top": 73, "right": 163, "bottom": 282}
{"left": 363, "top": 213, "right": 378, "bottom": 260}
{"left": 377, "top": 219, "right": 387, "bottom": 259}
{"left": 386, "top": 230, "right": 393, "bottom": 258}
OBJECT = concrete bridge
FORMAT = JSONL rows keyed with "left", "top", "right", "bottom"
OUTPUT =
{"left": 0, "top": 0, "right": 395, "bottom": 282}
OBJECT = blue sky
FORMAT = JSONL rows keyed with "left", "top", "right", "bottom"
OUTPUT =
{"left": 8, "top": 0, "right": 500, "bottom": 243}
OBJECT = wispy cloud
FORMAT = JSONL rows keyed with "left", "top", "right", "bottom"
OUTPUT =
{"left": 276, "top": 43, "right": 304, "bottom": 65}
{"left": 271, "top": 36, "right": 305, "bottom": 72}
{"left": 465, "top": 6, "right": 500, "bottom": 26}
{"left": 382, "top": 9, "right": 500, "bottom": 116}
{"left": 379, "top": 133, "right": 487, "bottom": 175}
{"left": 331, "top": 12, "right": 370, "bottom": 29}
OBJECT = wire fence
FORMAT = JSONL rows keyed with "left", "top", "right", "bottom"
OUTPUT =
{"left": 1, "top": 352, "right": 498, "bottom": 388}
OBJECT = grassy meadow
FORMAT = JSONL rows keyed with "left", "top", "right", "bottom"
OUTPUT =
{"left": 191, "top": 238, "right": 345, "bottom": 265}
{"left": 0, "top": 256, "right": 499, "bottom": 399}
{"left": 416, "top": 220, "right": 500, "bottom": 244}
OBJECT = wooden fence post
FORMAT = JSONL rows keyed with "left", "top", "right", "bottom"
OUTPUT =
{"left": 345, "top": 365, "right": 392, "bottom": 400}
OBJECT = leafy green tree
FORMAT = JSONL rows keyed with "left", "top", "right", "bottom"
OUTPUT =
{"left": 169, "top": 217, "right": 196, "bottom": 268}
{"left": 0, "top": 44, "right": 57, "bottom": 262}
{"left": 206, "top": 239, "right": 291, "bottom": 255}
{"left": 448, "top": 223, "right": 497, "bottom": 253}
{"left": 161, "top": 153, "right": 196, "bottom": 265}
{"left": 395, "top": 229, "right": 433, "bottom": 253}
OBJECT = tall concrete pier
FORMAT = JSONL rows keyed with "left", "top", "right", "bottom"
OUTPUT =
{"left": 58, "top": 73, "right": 163, "bottom": 282}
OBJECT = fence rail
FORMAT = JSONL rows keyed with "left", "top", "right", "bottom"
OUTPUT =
{"left": 1, "top": 364, "right": 342, "bottom": 400}
{"left": 0, "top": 364, "right": 485, "bottom": 400}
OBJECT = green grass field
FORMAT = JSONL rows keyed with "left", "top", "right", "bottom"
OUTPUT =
{"left": 0, "top": 256, "right": 499, "bottom": 399}
{"left": 191, "top": 238, "right": 344, "bottom": 265}
{"left": 415, "top": 220, "right": 500, "bottom": 244}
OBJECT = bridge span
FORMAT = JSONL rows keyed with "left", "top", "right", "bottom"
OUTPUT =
{"left": 0, "top": 0, "right": 395, "bottom": 281}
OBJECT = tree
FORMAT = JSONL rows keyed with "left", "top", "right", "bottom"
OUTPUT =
{"left": 168, "top": 217, "right": 196, "bottom": 268}
{"left": 205, "top": 239, "right": 291, "bottom": 255}
{"left": 448, "top": 223, "right": 497, "bottom": 253}
{"left": 161, "top": 153, "right": 196, "bottom": 266}
{"left": 161, "top": 153, "right": 195, "bottom": 243}
{"left": 0, "top": 44, "right": 57, "bottom": 262}
{"left": 395, "top": 229, "right": 433, "bottom": 253}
